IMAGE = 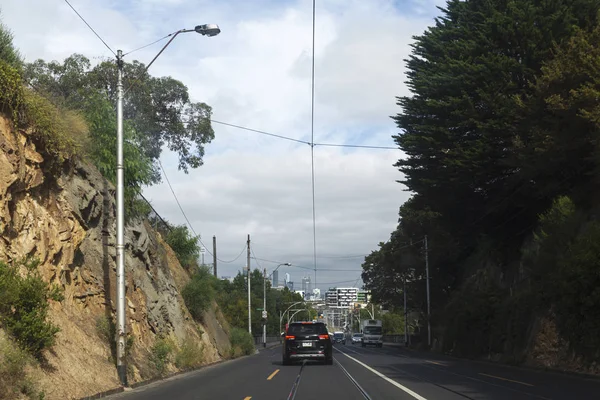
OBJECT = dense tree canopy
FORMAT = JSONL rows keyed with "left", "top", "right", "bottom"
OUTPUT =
{"left": 363, "top": 0, "right": 600, "bottom": 359}
{"left": 23, "top": 54, "right": 214, "bottom": 182}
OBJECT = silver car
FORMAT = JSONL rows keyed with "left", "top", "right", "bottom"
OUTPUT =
{"left": 351, "top": 333, "right": 363, "bottom": 344}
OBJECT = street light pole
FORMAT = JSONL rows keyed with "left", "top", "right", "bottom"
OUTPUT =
{"left": 264, "top": 262, "right": 290, "bottom": 345}
{"left": 115, "top": 49, "right": 126, "bottom": 386}
{"left": 263, "top": 267, "right": 267, "bottom": 348}
{"left": 247, "top": 234, "right": 251, "bottom": 334}
{"left": 114, "top": 23, "right": 220, "bottom": 387}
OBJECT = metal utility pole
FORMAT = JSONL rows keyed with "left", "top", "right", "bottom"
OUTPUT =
{"left": 247, "top": 234, "right": 252, "bottom": 334}
{"left": 213, "top": 235, "right": 217, "bottom": 277}
{"left": 263, "top": 267, "right": 267, "bottom": 348}
{"left": 115, "top": 49, "right": 127, "bottom": 386}
{"left": 113, "top": 24, "right": 220, "bottom": 388}
{"left": 425, "top": 234, "right": 431, "bottom": 347}
{"left": 404, "top": 275, "right": 408, "bottom": 347}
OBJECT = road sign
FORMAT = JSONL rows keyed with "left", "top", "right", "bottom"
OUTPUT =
{"left": 256, "top": 308, "right": 263, "bottom": 311}
{"left": 262, "top": 310, "right": 268, "bottom": 319}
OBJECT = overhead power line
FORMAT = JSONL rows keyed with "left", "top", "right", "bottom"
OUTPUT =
{"left": 156, "top": 159, "right": 246, "bottom": 263}
{"left": 316, "top": 143, "right": 397, "bottom": 150}
{"left": 250, "top": 256, "right": 362, "bottom": 272}
{"left": 210, "top": 119, "right": 397, "bottom": 150}
{"left": 211, "top": 120, "right": 310, "bottom": 145}
{"left": 123, "top": 34, "right": 171, "bottom": 56}
{"left": 63, "top": 0, "right": 115, "bottom": 56}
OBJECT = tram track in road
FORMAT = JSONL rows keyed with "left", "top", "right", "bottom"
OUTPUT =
{"left": 284, "top": 356, "right": 373, "bottom": 400}
{"left": 334, "top": 357, "right": 372, "bottom": 400}
{"left": 335, "top": 345, "right": 553, "bottom": 400}
{"left": 286, "top": 360, "right": 305, "bottom": 400}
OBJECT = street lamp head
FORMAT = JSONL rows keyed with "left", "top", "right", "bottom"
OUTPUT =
{"left": 284, "top": 263, "right": 291, "bottom": 266}
{"left": 195, "top": 24, "right": 221, "bottom": 37}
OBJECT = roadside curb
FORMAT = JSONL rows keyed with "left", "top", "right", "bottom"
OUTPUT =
{"left": 77, "top": 354, "right": 257, "bottom": 400}
{"left": 256, "top": 342, "right": 280, "bottom": 352}
{"left": 382, "top": 342, "right": 600, "bottom": 382}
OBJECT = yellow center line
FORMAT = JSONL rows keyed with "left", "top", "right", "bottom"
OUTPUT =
{"left": 425, "top": 360, "right": 447, "bottom": 366}
{"left": 267, "top": 369, "right": 280, "bottom": 380}
{"left": 243, "top": 397, "right": 252, "bottom": 400}
{"left": 479, "top": 373, "right": 534, "bottom": 387}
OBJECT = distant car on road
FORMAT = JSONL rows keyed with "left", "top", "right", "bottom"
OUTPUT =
{"left": 351, "top": 333, "right": 363, "bottom": 344}
{"left": 333, "top": 331, "right": 346, "bottom": 345}
{"left": 282, "top": 321, "right": 333, "bottom": 365}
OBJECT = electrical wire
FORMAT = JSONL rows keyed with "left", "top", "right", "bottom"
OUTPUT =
{"left": 63, "top": 0, "right": 115, "bottom": 56}
{"left": 250, "top": 257, "right": 362, "bottom": 271}
{"left": 123, "top": 34, "right": 171, "bottom": 56}
{"left": 315, "top": 143, "right": 397, "bottom": 150}
{"left": 209, "top": 119, "right": 396, "bottom": 149}
{"left": 156, "top": 159, "right": 246, "bottom": 263}
{"left": 211, "top": 120, "right": 311, "bottom": 145}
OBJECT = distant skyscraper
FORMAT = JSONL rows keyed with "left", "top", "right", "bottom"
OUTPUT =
{"left": 272, "top": 270, "right": 279, "bottom": 287}
{"left": 286, "top": 281, "right": 294, "bottom": 291}
{"left": 302, "top": 276, "right": 312, "bottom": 294}
{"left": 285, "top": 273, "right": 290, "bottom": 285}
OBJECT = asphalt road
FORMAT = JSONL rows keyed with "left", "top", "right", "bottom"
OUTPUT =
{"left": 105, "top": 343, "right": 600, "bottom": 399}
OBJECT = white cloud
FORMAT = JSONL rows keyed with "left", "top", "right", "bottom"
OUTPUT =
{"left": 2, "top": 0, "right": 443, "bottom": 289}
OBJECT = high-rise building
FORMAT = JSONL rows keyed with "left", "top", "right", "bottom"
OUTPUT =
{"left": 325, "top": 287, "right": 359, "bottom": 309}
{"left": 302, "top": 276, "right": 311, "bottom": 293}
{"left": 286, "top": 281, "right": 294, "bottom": 291}
{"left": 284, "top": 273, "right": 291, "bottom": 285}
{"left": 312, "top": 288, "right": 321, "bottom": 300}
{"left": 272, "top": 270, "right": 279, "bottom": 287}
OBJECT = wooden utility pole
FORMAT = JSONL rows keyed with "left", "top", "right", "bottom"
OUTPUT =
{"left": 247, "top": 234, "right": 252, "bottom": 334}
{"left": 213, "top": 235, "right": 217, "bottom": 277}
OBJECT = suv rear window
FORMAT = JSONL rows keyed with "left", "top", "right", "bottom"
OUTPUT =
{"left": 288, "top": 323, "right": 328, "bottom": 335}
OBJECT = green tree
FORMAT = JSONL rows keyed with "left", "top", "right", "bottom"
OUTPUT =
{"left": 24, "top": 54, "right": 214, "bottom": 180}
{"left": 393, "top": 0, "right": 599, "bottom": 253}
{"left": 0, "top": 14, "right": 22, "bottom": 69}
{"left": 368, "top": 0, "right": 600, "bottom": 354}
{"left": 165, "top": 225, "right": 200, "bottom": 268}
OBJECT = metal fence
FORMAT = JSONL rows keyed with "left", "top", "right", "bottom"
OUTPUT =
{"left": 253, "top": 335, "right": 280, "bottom": 345}
{"left": 382, "top": 334, "right": 422, "bottom": 345}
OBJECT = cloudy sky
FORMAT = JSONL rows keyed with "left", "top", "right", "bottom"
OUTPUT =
{"left": 3, "top": 0, "right": 445, "bottom": 291}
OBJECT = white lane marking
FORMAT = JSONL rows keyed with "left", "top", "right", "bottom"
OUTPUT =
{"left": 339, "top": 351, "right": 429, "bottom": 400}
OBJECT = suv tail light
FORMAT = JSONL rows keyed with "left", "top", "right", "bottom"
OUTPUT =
{"left": 285, "top": 335, "right": 295, "bottom": 340}
{"left": 318, "top": 334, "right": 329, "bottom": 340}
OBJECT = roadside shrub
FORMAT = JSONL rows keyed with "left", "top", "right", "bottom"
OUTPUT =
{"left": 0, "top": 259, "right": 63, "bottom": 358}
{"left": 0, "top": 332, "right": 45, "bottom": 400}
{"left": 175, "top": 336, "right": 204, "bottom": 370}
{"left": 229, "top": 327, "right": 254, "bottom": 357}
{"left": 150, "top": 337, "right": 174, "bottom": 375}
{"left": 182, "top": 266, "right": 216, "bottom": 322}
{"left": 166, "top": 225, "right": 200, "bottom": 268}
{"left": 0, "top": 60, "right": 87, "bottom": 171}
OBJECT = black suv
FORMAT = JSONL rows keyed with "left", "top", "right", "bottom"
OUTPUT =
{"left": 282, "top": 321, "right": 333, "bottom": 365}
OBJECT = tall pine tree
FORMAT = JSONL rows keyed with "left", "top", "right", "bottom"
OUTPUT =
{"left": 393, "top": 0, "right": 599, "bottom": 254}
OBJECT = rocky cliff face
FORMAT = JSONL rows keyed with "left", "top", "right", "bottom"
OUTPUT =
{"left": 0, "top": 115, "right": 230, "bottom": 399}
